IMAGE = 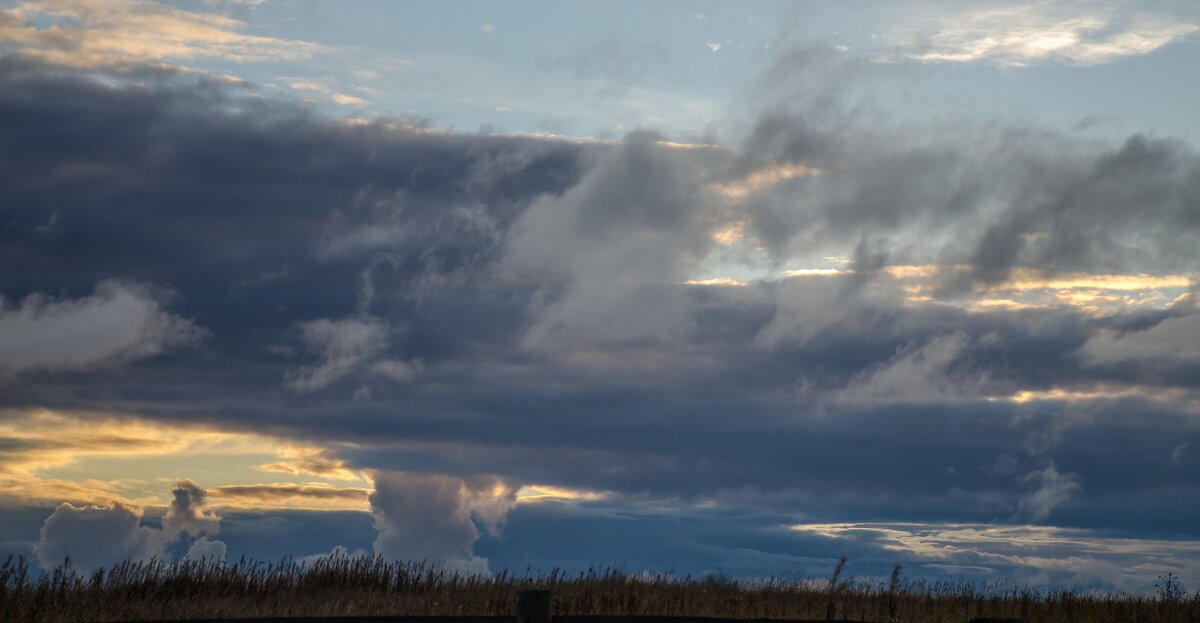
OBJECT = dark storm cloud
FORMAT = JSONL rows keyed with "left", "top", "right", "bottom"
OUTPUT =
{"left": 1, "top": 48, "right": 1199, "bottom": 580}
{"left": 0, "top": 56, "right": 584, "bottom": 304}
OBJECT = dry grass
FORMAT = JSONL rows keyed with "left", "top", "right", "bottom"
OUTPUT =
{"left": 1, "top": 555, "right": 1197, "bottom": 623}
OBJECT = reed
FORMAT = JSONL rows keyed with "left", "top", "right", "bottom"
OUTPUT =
{"left": 0, "top": 555, "right": 1196, "bottom": 623}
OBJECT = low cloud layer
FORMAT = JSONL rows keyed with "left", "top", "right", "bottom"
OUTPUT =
{"left": 33, "top": 481, "right": 225, "bottom": 574}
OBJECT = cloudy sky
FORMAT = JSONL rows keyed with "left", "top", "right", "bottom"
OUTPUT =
{"left": 1, "top": 0, "right": 1199, "bottom": 588}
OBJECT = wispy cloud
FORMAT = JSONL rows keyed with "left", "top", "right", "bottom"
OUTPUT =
{"left": 0, "top": 0, "right": 324, "bottom": 69}
{"left": 210, "top": 483, "right": 370, "bottom": 511}
{"left": 0, "top": 410, "right": 369, "bottom": 510}
{"left": 278, "top": 76, "right": 369, "bottom": 107}
{"left": 283, "top": 316, "right": 419, "bottom": 393}
{"left": 789, "top": 522, "right": 1200, "bottom": 586}
{"left": 898, "top": 1, "right": 1199, "bottom": 67}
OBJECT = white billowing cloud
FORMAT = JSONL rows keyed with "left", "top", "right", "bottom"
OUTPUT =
{"left": 162, "top": 480, "right": 222, "bottom": 539}
{"left": 1019, "top": 464, "right": 1082, "bottom": 522}
{"left": 33, "top": 481, "right": 225, "bottom": 574}
{"left": 1081, "top": 313, "right": 1200, "bottom": 364}
{"left": 0, "top": 0, "right": 324, "bottom": 69}
{"left": 33, "top": 501, "right": 163, "bottom": 573}
{"left": 284, "top": 316, "right": 418, "bottom": 392}
{"left": 900, "top": 2, "right": 1199, "bottom": 67}
{"left": 184, "top": 536, "right": 227, "bottom": 562}
{"left": 369, "top": 471, "right": 517, "bottom": 574}
{"left": 0, "top": 280, "right": 204, "bottom": 377}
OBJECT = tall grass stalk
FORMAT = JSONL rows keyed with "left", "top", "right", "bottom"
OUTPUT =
{"left": 0, "top": 555, "right": 1197, "bottom": 623}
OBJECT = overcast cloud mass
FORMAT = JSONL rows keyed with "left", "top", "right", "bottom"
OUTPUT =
{"left": 0, "top": 0, "right": 1198, "bottom": 591}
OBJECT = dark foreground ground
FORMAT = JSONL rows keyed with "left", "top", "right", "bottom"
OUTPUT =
{"left": 1, "top": 556, "right": 1196, "bottom": 623}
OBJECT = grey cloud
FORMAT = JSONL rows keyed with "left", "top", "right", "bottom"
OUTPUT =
{"left": 2, "top": 50, "right": 1200, "bottom": 582}
{"left": 754, "top": 276, "right": 894, "bottom": 351}
{"left": 501, "top": 134, "right": 716, "bottom": 349}
{"left": 0, "top": 280, "right": 203, "bottom": 377}
{"left": 841, "top": 332, "right": 996, "bottom": 401}
{"left": 737, "top": 47, "right": 1200, "bottom": 283}
{"left": 317, "top": 194, "right": 411, "bottom": 261}
{"left": 1081, "top": 310, "right": 1200, "bottom": 365}
{"left": 285, "top": 316, "right": 418, "bottom": 392}
{"left": 1019, "top": 464, "right": 1083, "bottom": 522}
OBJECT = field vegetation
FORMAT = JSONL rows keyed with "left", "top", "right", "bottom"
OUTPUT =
{"left": 1, "top": 555, "right": 1196, "bottom": 623}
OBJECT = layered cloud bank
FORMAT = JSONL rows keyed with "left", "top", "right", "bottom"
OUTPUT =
{"left": 0, "top": 28, "right": 1198, "bottom": 587}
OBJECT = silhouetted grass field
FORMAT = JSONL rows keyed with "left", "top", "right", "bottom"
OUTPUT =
{"left": 1, "top": 555, "right": 1196, "bottom": 623}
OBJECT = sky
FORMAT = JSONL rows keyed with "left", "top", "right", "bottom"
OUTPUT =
{"left": 0, "top": 0, "right": 1199, "bottom": 590}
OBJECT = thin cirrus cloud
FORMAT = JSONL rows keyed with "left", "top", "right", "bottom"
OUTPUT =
{"left": 0, "top": 409, "right": 372, "bottom": 512}
{"left": 898, "top": 1, "right": 1199, "bottom": 66}
{"left": 788, "top": 522, "right": 1200, "bottom": 586}
{"left": 277, "top": 76, "right": 370, "bottom": 107}
{"left": 210, "top": 483, "right": 371, "bottom": 511}
{"left": 0, "top": 0, "right": 324, "bottom": 69}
